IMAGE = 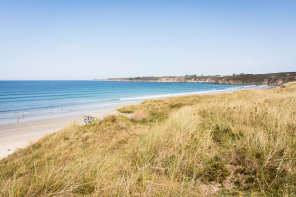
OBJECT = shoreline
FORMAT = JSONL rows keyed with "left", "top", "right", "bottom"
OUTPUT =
{"left": 0, "top": 85, "right": 270, "bottom": 160}
{"left": 0, "top": 84, "right": 265, "bottom": 125}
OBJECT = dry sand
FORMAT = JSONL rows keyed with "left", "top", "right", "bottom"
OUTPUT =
{"left": 0, "top": 109, "right": 125, "bottom": 160}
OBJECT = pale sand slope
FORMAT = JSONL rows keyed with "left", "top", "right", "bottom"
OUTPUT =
{"left": 0, "top": 109, "right": 125, "bottom": 160}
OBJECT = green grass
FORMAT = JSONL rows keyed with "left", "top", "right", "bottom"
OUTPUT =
{"left": 1, "top": 82, "right": 296, "bottom": 196}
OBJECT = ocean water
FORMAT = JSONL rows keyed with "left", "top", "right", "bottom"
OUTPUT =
{"left": 0, "top": 81, "right": 267, "bottom": 124}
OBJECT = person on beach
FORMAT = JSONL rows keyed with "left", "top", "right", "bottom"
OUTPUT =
{"left": 23, "top": 112, "right": 24, "bottom": 120}
{"left": 16, "top": 114, "right": 19, "bottom": 123}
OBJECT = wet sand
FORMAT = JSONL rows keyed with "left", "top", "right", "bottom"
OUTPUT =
{"left": 0, "top": 109, "right": 124, "bottom": 160}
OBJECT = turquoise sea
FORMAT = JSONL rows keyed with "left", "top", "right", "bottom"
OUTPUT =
{"left": 0, "top": 81, "right": 267, "bottom": 124}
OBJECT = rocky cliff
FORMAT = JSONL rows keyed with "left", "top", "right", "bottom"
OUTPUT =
{"left": 105, "top": 72, "right": 296, "bottom": 86}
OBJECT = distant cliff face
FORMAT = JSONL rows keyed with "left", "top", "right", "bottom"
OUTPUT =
{"left": 190, "top": 77, "right": 293, "bottom": 86}
{"left": 105, "top": 72, "right": 296, "bottom": 86}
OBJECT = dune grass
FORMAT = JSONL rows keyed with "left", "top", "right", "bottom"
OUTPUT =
{"left": 0, "top": 82, "right": 296, "bottom": 196}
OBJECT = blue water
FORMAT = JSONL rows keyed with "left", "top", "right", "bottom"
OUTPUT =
{"left": 0, "top": 81, "right": 266, "bottom": 124}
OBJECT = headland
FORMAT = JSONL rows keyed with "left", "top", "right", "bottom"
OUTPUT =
{"left": 104, "top": 72, "right": 296, "bottom": 86}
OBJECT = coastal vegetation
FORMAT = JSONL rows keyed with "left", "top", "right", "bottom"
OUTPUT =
{"left": 106, "top": 72, "right": 296, "bottom": 86}
{"left": 1, "top": 82, "right": 296, "bottom": 196}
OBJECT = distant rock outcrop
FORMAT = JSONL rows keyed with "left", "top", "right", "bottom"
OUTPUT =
{"left": 103, "top": 72, "right": 296, "bottom": 86}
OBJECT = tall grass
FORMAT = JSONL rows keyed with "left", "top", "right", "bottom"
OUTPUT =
{"left": 1, "top": 82, "right": 296, "bottom": 196}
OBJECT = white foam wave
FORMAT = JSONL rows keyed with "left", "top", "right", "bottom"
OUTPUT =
{"left": 243, "top": 85, "right": 256, "bottom": 88}
{"left": 120, "top": 87, "right": 242, "bottom": 101}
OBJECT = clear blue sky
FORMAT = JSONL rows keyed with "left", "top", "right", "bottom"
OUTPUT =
{"left": 0, "top": 0, "right": 295, "bottom": 80}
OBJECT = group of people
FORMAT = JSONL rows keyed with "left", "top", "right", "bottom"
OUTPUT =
{"left": 16, "top": 112, "right": 25, "bottom": 123}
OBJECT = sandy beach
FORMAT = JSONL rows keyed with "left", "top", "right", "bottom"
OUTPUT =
{"left": 0, "top": 109, "right": 124, "bottom": 160}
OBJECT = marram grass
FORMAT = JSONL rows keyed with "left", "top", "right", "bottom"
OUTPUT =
{"left": 1, "top": 82, "right": 296, "bottom": 196}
